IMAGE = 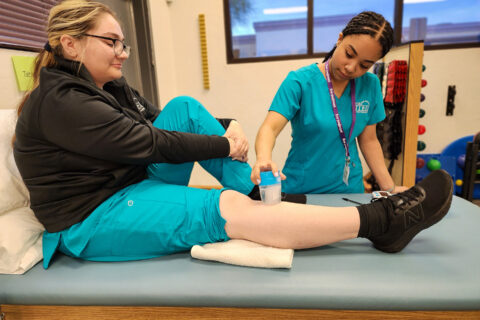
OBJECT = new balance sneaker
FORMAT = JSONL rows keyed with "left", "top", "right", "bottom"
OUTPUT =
{"left": 369, "top": 169, "right": 453, "bottom": 253}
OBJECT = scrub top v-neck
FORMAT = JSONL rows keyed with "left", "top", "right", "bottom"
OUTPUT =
{"left": 269, "top": 63, "right": 386, "bottom": 194}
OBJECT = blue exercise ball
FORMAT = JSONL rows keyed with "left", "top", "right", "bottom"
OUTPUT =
{"left": 457, "top": 154, "right": 466, "bottom": 169}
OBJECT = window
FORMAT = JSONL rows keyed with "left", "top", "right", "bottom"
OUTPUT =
{"left": 0, "top": 0, "right": 60, "bottom": 52}
{"left": 224, "top": 0, "right": 395, "bottom": 62}
{"left": 313, "top": 0, "right": 394, "bottom": 53}
{"left": 224, "top": 0, "right": 480, "bottom": 63}
{"left": 227, "top": 0, "right": 308, "bottom": 59}
{"left": 402, "top": 0, "right": 480, "bottom": 46}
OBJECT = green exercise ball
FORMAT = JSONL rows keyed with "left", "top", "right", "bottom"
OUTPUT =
{"left": 427, "top": 158, "right": 442, "bottom": 171}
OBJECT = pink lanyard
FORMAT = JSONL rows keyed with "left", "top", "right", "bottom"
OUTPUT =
{"left": 324, "top": 59, "right": 356, "bottom": 185}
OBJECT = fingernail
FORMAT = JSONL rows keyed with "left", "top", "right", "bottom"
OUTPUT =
{"left": 273, "top": 171, "right": 278, "bottom": 177}
{"left": 256, "top": 179, "right": 260, "bottom": 184}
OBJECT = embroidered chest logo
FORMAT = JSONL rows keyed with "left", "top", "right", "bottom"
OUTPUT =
{"left": 356, "top": 100, "right": 370, "bottom": 114}
{"left": 133, "top": 97, "right": 146, "bottom": 115}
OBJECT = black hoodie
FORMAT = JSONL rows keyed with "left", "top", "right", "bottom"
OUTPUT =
{"left": 14, "top": 57, "right": 230, "bottom": 232}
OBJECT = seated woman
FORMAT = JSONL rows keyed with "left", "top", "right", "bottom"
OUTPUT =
{"left": 13, "top": 0, "right": 453, "bottom": 268}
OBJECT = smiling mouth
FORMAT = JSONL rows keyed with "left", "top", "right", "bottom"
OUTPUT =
{"left": 338, "top": 70, "right": 350, "bottom": 80}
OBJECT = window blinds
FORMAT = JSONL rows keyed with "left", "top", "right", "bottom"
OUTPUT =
{"left": 0, "top": 0, "right": 59, "bottom": 51}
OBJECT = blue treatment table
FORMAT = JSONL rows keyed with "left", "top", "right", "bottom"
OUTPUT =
{"left": 1, "top": 194, "right": 479, "bottom": 319}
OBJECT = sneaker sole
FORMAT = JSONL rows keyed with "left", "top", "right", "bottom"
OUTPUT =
{"left": 373, "top": 174, "right": 453, "bottom": 253}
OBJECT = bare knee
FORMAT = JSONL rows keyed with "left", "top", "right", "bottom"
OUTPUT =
{"left": 219, "top": 190, "right": 254, "bottom": 216}
{"left": 219, "top": 190, "right": 257, "bottom": 238}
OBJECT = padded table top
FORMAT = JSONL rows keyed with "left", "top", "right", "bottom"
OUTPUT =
{"left": 1, "top": 195, "right": 479, "bottom": 310}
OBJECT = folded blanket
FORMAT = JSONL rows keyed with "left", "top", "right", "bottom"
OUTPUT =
{"left": 191, "top": 239, "right": 294, "bottom": 269}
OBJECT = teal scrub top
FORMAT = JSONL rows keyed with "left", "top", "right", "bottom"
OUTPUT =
{"left": 269, "top": 63, "right": 386, "bottom": 194}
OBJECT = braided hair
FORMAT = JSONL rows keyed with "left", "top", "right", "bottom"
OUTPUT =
{"left": 323, "top": 11, "right": 394, "bottom": 62}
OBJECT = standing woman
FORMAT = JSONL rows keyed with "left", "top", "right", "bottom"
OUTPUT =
{"left": 252, "top": 12, "right": 408, "bottom": 195}
{"left": 14, "top": 1, "right": 451, "bottom": 268}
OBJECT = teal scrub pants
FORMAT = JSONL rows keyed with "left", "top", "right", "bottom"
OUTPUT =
{"left": 42, "top": 96, "right": 254, "bottom": 268}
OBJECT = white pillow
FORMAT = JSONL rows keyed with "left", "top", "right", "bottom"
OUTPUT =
{"left": 0, "top": 109, "right": 44, "bottom": 274}
{"left": 0, "top": 109, "right": 29, "bottom": 215}
{"left": 0, "top": 206, "right": 44, "bottom": 274}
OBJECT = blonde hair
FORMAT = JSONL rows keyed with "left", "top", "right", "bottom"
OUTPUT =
{"left": 16, "top": 0, "right": 116, "bottom": 117}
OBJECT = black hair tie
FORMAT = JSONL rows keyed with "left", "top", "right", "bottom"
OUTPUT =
{"left": 44, "top": 41, "right": 52, "bottom": 52}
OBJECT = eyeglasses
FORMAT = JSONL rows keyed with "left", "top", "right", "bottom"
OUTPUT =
{"left": 84, "top": 34, "right": 131, "bottom": 57}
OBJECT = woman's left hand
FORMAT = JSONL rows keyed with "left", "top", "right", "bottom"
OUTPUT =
{"left": 224, "top": 120, "right": 249, "bottom": 162}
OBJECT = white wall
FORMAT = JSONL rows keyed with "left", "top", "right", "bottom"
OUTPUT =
{"left": 419, "top": 48, "right": 480, "bottom": 154}
{"left": 0, "top": 48, "right": 36, "bottom": 110}
{"left": 148, "top": 0, "right": 480, "bottom": 186}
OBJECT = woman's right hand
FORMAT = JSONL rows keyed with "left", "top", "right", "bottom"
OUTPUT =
{"left": 224, "top": 121, "right": 248, "bottom": 162}
{"left": 250, "top": 158, "right": 286, "bottom": 185}
{"left": 226, "top": 137, "right": 248, "bottom": 162}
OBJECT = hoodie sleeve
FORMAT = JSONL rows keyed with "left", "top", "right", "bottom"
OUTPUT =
{"left": 38, "top": 86, "right": 230, "bottom": 165}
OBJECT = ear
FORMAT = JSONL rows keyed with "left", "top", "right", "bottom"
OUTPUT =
{"left": 59, "top": 34, "right": 80, "bottom": 59}
{"left": 336, "top": 32, "right": 344, "bottom": 46}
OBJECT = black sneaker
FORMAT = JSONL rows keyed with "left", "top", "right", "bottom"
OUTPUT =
{"left": 369, "top": 169, "right": 453, "bottom": 253}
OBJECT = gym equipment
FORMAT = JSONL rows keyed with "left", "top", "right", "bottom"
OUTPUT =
{"left": 427, "top": 158, "right": 441, "bottom": 171}
{"left": 417, "top": 141, "right": 426, "bottom": 151}
{"left": 416, "top": 157, "right": 425, "bottom": 169}
{"left": 457, "top": 154, "right": 465, "bottom": 169}
{"left": 384, "top": 60, "right": 407, "bottom": 105}
{"left": 415, "top": 154, "right": 455, "bottom": 184}
{"left": 373, "top": 62, "right": 385, "bottom": 88}
{"left": 441, "top": 135, "right": 480, "bottom": 198}
{"left": 461, "top": 132, "right": 480, "bottom": 201}
{"left": 376, "top": 60, "right": 407, "bottom": 176}
{"left": 418, "top": 125, "right": 426, "bottom": 135}
{"left": 446, "top": 85, "right": 456, "bottom": 116}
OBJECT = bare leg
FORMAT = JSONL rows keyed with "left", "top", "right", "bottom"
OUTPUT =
{"left": 219, "top": 190, "right": 359, "bottom": 249}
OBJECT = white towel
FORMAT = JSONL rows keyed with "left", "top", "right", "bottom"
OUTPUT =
{"left": 191, "top": 239, "right": 294, "bottom": 269}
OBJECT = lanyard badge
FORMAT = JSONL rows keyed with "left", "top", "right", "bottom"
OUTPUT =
{"left": 324, "top": 59, "right": 356, "bottom": 186}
